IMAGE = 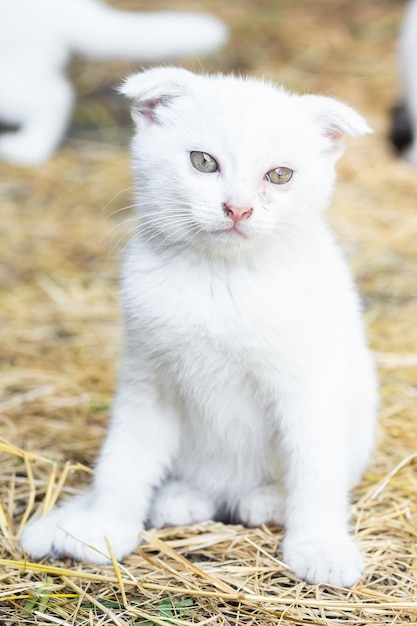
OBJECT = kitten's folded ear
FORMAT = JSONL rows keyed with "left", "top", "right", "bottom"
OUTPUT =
{"left": 119, "top": 66, "right": 196, "bottom": 124}
{"left": 301, "top": 94, "right": 372, "bottom": 159}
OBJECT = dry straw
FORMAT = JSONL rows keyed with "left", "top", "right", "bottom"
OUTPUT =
{"left": 1, "top": 0, "right": 417, "bottom": 623}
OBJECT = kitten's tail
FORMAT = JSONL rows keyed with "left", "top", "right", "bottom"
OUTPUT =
{"left": 67, "top": 2, "right": 228, "bottom": 61}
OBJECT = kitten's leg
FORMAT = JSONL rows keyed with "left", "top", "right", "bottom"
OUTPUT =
{"left": 0, "top": 75, "right": 73, "bottom": 166}
{"left": 148, "top": 480, "right": 216, "bottom": 529}
{"left": 237, "top": 484, "right": 285, "bottom": 527}
{"left": 280, "top": 388, "right": 364, "bottom": 587}
{"left": 21, "top": 370, "right": 180, "bottom": 564}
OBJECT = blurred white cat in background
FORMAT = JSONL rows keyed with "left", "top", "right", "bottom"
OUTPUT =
{"left": 0, "top": 0, "right": 227, "bottom": 166}
{"left": 389, "top": 0, "right": 417, "bottom": 163}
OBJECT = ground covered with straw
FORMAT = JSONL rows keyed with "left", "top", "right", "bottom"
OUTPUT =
{"left": 1, "top": 0, "right": 417, "bottom": 623}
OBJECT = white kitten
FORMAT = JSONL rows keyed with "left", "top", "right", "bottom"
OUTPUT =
{"left": 0, "top": 0, "right": 227, "bottom": 166}
{"left": 21, "top": 68, "right": 378, "bottom": 587}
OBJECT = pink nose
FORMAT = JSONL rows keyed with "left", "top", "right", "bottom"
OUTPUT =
{"left": 222, "top": 203, "right": 253, "bottom": 224}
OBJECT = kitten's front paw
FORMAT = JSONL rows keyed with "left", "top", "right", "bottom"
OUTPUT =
{"left": 237, "top": 485, "right": 285, "bottom": 527}
{"left": 282, "top": 533, "right": 363, "bottom": 587}
{"left": 148, "top": 481, "right": 215, "bottom": 528}
{"left": 21, "top": 497, "right": 141, "bottom": 564}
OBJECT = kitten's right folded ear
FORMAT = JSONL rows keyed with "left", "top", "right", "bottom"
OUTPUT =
{"left": 119, "top": 66, "right": 196, "bottom": 124}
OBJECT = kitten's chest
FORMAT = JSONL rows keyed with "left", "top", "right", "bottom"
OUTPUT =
{"left": 125, "top": 252, "right": 307, "bottom": 371}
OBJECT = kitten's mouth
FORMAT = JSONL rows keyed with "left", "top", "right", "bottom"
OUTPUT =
{"left": 212, "top": 225, "right": 248, "bottom": 239}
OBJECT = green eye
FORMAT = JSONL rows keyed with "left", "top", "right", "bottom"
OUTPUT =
{"left": 190, "top": 151, "right": 219, "bottom": 173}
{"left": 264, "top": 167, "right": 293, "bottom": 185}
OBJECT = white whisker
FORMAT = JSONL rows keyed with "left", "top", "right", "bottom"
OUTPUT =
{"left": 100, "top": 185, "right": 136, "bottom": 214}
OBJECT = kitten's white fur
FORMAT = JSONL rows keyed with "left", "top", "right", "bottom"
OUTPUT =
{"left": 399, "top": 0, "right": 417, "bottom": 162}
{"left": 21, "top": 68, "right": 378, "bottom": 587}
{"left": 0, "top": 0, "right": 227, "bottom": 166}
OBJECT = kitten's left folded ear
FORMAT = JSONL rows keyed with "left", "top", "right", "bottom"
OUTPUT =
{"left": 302, "top": 94, "right": 372, "bottom": 159}
{"left": 119, "top": 66, "right": 196, "bottom": 124}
